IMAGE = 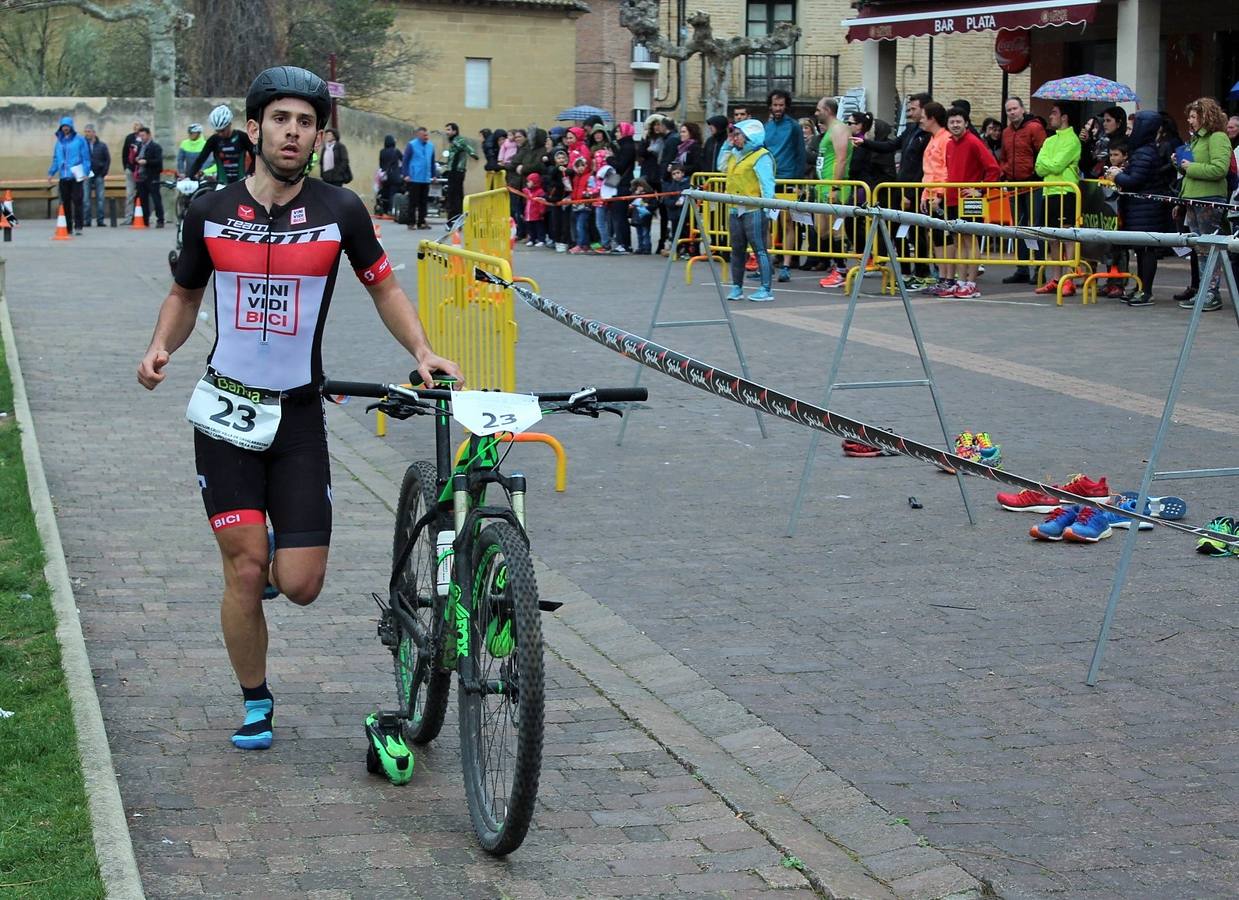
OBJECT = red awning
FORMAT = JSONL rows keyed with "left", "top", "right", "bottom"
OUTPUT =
{"left": 842, "top": 0, "right": 1099, "bottom": 42}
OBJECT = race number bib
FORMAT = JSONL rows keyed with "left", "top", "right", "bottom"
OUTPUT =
{"left": 186, "top": 373, "right": 282, "bottom": 451}
{"left": 451, "top": 391, "right": 542, "bottom": 436}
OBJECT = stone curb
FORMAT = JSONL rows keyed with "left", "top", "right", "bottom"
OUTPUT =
{"left": 0, "top": 267, "right": 145, "bottom": 900}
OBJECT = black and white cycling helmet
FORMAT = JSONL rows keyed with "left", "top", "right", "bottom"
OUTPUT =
{"left": 207, "top": 105, "right": 233, "bottom": 130}
{"left": 245, "top": 66, "right": 331, "bottom": 129}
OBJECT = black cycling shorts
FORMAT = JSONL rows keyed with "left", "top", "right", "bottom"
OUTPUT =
{"left": 194, "top": 396, "right": 332, "bottom": 549}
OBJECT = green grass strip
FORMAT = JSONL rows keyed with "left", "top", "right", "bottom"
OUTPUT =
{"left": 0, "top": 327, "right": 104, "bottom": 898}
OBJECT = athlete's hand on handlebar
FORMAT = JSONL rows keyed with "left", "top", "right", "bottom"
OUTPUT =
{"left": 137, "top": 348, "right": 170, "bottom": 390}
{"left": 413, "top": 353, "right": 464, "bottom": 392}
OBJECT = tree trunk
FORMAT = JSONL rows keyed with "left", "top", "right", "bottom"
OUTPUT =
{"left": 149, "top": 6, "right": 177, "bottom": 146}
{"left": 703, "top": 57, "right": 731, "bottom": 120}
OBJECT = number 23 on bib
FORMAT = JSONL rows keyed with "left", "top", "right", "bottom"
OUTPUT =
{"left": 186, "top": 373, "right": 282, "bottom": 451}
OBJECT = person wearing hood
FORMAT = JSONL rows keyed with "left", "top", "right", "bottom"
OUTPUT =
{"left": 564, "top": 127, "right": 590, "bottom": 169}
{"left": 1107, "top": 110, "right": 1174, "bottom": 307}
{"left": 719, "top": 119, "right": 777, "bottom": 302}
{"left": 523, "top": 171, "right": 549, "bottom": 246}
{"left": 608, "top": 121, "right": 637, "bottom": 253}
{"left": 377, "top": 135, "right": 403, "bottom": 215}
{"left": 703, "top": 115, "right": 730, "bottom": 173}
{"left": 512, "top": 126, "right": 548, "bottom": 240}
{"left": 48, "top": 115, "right": 91, "bottom": 234}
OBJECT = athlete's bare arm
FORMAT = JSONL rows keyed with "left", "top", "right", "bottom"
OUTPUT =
{"left": 137, "top": 283, "right": 207, "bottom": 390}
{"left": 365, "top": 276, "right": 464, "bottom": 387}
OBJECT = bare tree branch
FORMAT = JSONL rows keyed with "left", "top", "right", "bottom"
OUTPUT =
{"left": 619, "top": 0, "right": 801, "bottom": 116}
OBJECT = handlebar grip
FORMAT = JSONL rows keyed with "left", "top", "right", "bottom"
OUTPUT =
{"left": 322, "top": 380, "right": 388, "bottom": 399}
{"left": 590, "top": 388, "right": 648, "bottom": 402}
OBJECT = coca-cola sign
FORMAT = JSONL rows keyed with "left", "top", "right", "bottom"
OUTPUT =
{"left": 995, "top": 28, "right": 1031, "bottom": 74}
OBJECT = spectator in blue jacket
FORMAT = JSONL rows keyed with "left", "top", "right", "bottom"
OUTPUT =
{"left": 764, "top": 89, "right": 805, "bottom": 281}
{"left": 402, "top": 127, "right": 438, "bottom": 229}
{"left": 47, "top": 115, "right": 91, "bottom": 235}
{"left": 82, "top": 123, "right": 110, "bottom": 228}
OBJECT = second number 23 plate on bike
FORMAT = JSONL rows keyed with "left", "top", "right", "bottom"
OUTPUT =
{"left": 450, "top": 390, "right": 542, "bottom": 436}
{"left": 185, "top": 376, "right": 282, "bottom": 451}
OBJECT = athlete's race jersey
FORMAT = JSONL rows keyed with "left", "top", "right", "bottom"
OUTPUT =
{"left": 189, "top": 131, "right": 255, "bottom": 183}
{"left": 174, "top": 178, "right": 392, "bottom": 391}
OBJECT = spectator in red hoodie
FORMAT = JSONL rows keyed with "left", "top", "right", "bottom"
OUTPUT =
{"left": 945, "top": 105, "right": 1001, "bottom": 298}
{"left": 523, "top": 171, "right": 549, "bottom": 247}
{"left": 999, "top": 96, "right": 1047, "bottom": 284}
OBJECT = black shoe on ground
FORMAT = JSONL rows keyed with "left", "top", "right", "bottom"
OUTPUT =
{"left": 1125, "top": 292, "right": 1154, "bottom": 307}
{"left": 1172, "top": 286, "right": 1199, "bottom": 302}
{"left": 156, "top": 221, "right": 165, "bottom": 228}
{"left": 1002, "top": 270, "right": 1031, "bottom": 284}
{"left": 96, "top": 219, "right": 106, "bottom": 227}
{"left": 1202, "top": 293, "right": 1223, "bottom": 312}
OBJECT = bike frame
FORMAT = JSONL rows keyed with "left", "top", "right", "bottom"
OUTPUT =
{"left": 387, "top": 393, "right": 528, "bottom": 709}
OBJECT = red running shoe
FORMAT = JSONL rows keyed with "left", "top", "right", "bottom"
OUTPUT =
{"left": 842, "top": 439, "right": 882, "bottom": 457}
{"left": 996, "top": 474, "right": 1109, "bottom": 513}
{"left": 745, "top": 252, "right": 758, "bottom": 272}
{"left": 819, "top": 269, "right": 845, "bottom": 288}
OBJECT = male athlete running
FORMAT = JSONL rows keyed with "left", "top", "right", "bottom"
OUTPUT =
{"left": 137, "top": 66, "right": 461, "bottom": 750}
{"left": 188, "top": 105, "right": 255, "bottom": 185}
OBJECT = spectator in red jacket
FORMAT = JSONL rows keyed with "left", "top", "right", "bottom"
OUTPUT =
{"left": 946, "top": 106, "right": 1000, "bottom": 298}
{"left": 999, "top": 96, "right": 1047, "bottom": 283}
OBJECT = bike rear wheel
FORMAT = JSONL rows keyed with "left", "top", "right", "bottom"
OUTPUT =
{"left": 459, "top": 521, "right": 544, "bottom": 856}
{"left": 392, "top": 461, "right": 451, "bottom": 745}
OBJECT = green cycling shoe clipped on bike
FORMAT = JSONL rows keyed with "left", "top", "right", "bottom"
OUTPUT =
{"left": 364, "top": 712, "right": 414, "bottom": 785}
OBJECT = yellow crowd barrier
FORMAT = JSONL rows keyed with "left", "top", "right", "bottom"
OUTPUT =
{"left": 688, "top": 174, "right": 877, "bottom": 285}
{"left": 463, "top": 187, "right": 512, "bottom": 264}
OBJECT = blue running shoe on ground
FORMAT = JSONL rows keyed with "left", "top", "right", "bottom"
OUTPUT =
{"left": 727, "top": 285, "right": 744, "bottom": 301}
{"left": 749, "top": 287, "right": 774, "bottom": 302}
{"left": 231, "top": 698, "right": 274, "bottom": 750}
{"left": 1030, "top": 505, "right": 1079, "bottom": 541}
{"left": 1064, "top": 506, "right": 1116, "bottom": 543}
{"left": 262, "top": 529, "right": 279, "bottom": 600}
{"left": 1110, "top": 496, "right": 1155, "bottom": 531}
{"left": 1117, "top": 491, "right": 1187, "bottom": 520}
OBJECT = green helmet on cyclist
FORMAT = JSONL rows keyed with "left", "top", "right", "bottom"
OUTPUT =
{"left": 244, "top": 65, "right": 332, "bottom": 187}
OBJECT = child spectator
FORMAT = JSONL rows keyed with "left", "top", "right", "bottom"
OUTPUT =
{"left": 629, "top": 178, "right": 655, "bottom": 254}
{"left": 593, "top": 149, "right": 621, "bottom": 253}
{"left": 523, "top": 172, "right": 549, "bottom": 247}
{"left": 546, "top": 148, "right": 572, "bottom": 252}
{"left": 568, "top": 156, "right": 596, "bottom": 254}
{"left": 1099, "top": 141, "right": 1130, "bottom": 297}
{"left": 498, "top": 131, "right": 518, "bottom": 169}
{"left": 660, "top": 164, "right": 691, "bottom": 257}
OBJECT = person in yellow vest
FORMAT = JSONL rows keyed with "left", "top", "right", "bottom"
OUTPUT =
{"left": 176, "top": 123, "right": 215, "bottom": 179}
{"left": 720, "top": 118, "right": 778, "bottom": 302}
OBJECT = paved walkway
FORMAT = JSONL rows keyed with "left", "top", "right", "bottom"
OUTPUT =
{"left": 6, "top": 218, "right": 1239, "bottom": 898}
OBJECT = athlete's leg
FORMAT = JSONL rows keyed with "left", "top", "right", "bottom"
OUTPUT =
{"left": 269, "top": 545, "right": 328, "bottom": 606}
{"left": 215, "top": 523, "right": 273, "bottom": 687}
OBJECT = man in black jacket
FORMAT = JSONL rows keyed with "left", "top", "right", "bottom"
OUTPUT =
{"left": 655, "top": 117, "right": 679, "bottom": 252}
{"left": 121, "top": 120, "right": 142, "bottom": 224}
{"left": 83, "top": 123, "right": 110, "bottom": 227}
{"left": 856, "top": 93, "right": 933, "bottom": 279}
{"left": 609, "top": 121, "right": 637, "bottom": 253}
{"left": 133, "top": 126, "right": 165, "bottom": 227}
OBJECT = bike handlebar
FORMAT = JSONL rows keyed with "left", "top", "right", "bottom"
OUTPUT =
{"left": 322, "top": 379, "right": 648, "bottom": 405}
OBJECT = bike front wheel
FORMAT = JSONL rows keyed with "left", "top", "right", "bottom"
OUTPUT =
{"left": 459, "top": 521, "right": 544, "bottom": 856}
{"left": 392, "top": 461, "right": 452, "bottom": 745}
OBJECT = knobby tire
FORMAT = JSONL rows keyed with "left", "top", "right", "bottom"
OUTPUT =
{"left": 459, "top": 521, "right": 544, "bottom": 855}
{"left": 392, "top": 461, "right": 452, "bottom": 744}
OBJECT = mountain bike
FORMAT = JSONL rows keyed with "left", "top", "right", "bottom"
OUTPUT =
{"left": 320, "top": 376, "right": 647, "bottom": 855}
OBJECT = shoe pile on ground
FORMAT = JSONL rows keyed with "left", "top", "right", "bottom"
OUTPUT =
{"left": 841, "top": 437, "right": 897, "bottom": 457}
{"left": 994, "top": 477, "right": 1189, "bottom": 544}
{"left": 953, "top": 431, "right": 1002, "bottom": 468}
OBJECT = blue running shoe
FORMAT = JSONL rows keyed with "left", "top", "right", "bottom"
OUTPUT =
{"left": 1117, "top": 491, "right": 1187, "bottom": 520}
{"left": 749, "top": 287, "right": 775, "bottom": 302}
{"left": 262, "top": 529, "right": 279, "bottom": 600}
{"left": 1030, "top": 505, "right": 1079, "bottom": 541}
{"left": 1110, "top": 496, "right": 1155, "bottom": 531}
{"left": 726, "top": 285, "right": 744, "bottom": 301}
{"left": 1064, "top": 506, "right": 1115, "bottom": 543}
{"left": 231, "top": 698, "right": 273, "bottom": 750}
{"left": 777, "top": 266, "right": 791, "bottom": 283}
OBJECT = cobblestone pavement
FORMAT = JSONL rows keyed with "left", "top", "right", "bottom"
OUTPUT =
{"left": 6, "top": 217, "right": 1239, "bottom": 898}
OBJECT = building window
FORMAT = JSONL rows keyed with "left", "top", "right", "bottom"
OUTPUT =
{"left": 633, "top": 79, "right": 652, "bottom": 124}
{"left": 465, "top": 58, "right": 491, "bottom": 109}
{"left": 744, "top": 1, "right": 796, "bottom": 99}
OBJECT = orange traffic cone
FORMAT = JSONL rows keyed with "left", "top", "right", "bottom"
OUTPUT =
{"left": 52, "top": 203, "right": 73, "bottom": 241}
{"left": 372, "top": 220, "right": 382, "bottom": 241}
{"left": 450, "top": 230, "right": 462, "bottom": 246}
{"left": 131, "top": 196, "right": 146, "bottom": 229}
